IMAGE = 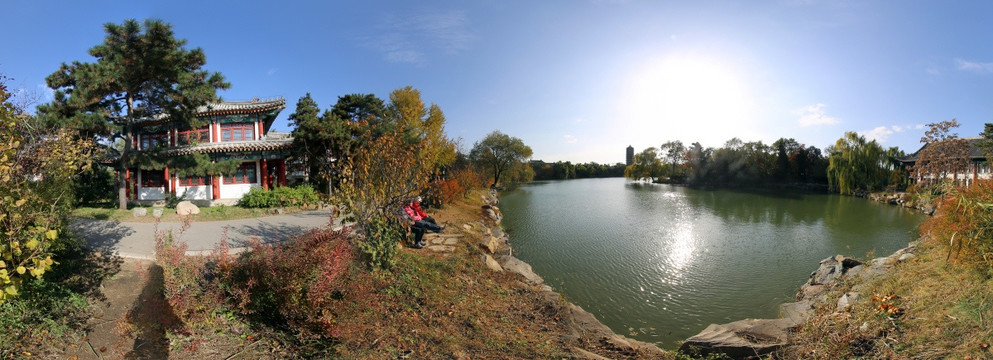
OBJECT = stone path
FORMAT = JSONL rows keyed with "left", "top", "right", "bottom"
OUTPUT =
{"left": 70, "top": 210, "right": 340, "bottom": 259}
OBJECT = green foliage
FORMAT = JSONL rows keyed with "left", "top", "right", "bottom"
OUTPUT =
{"left": 469, "top": 131, "right": 534, "bottom": 187}
{"left": 0, "top": 277, "right": 89, "bottom": 352}
{"left": 39, "top": 18, "right": 230, "bottom": 209}
{"left": 74, "top": 165, "right": 116, "bottom": 206}
{"left": 237, "top": 185, "right": 319, "bottom": 208}
{"left": 827, "top": 132, "right": 887, "bottom": 195}
{"left": 0, "top": 76, "right": 92, "bottom": 303}
{"left": 625, "top": 147, "right": 664, "bottom": 182}
{"left": 356, "top": 215, "right": 404, "bottom": 271}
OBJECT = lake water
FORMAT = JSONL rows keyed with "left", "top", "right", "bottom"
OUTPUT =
{"left": 499, "top": 177, "right": 924, "bottom": 348}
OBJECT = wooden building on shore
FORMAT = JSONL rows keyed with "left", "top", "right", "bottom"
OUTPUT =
{"left": 126, "top": 98, "right": 293, "bottom": 206}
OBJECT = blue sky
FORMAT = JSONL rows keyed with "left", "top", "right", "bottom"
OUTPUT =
{"left": 3, "top": 0, "right": 993, "bottom": 164}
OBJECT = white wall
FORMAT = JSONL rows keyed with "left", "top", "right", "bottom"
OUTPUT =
{"left": 219, "top": 183, "right": 259, "bottom": 199}
{"left": 177, "top": 185, "right": 210, "bottom": 200}
{"left": 138, "top": 187, "right": 165, "bottom": 201}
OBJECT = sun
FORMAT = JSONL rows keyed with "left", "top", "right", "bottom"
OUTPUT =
{"left": 617, "top": 53, "right": 759, "bottom": 147}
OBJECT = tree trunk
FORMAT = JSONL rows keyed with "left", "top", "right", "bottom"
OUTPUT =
{"left": 119, "top": 94, "right": 134, "bottom": 210}
{"left": 118, "top": 170, "right": 127, "bottom": 210}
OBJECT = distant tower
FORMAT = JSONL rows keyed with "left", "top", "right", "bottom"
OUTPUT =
{"left": 626, "top": 145, "right": 634, "bottom": 166}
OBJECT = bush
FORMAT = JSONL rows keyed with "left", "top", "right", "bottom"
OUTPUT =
{"left": 424, "top": 179, "right": 464, "bottom": 208}
{"left": 238, "top": 185, "right": 319, "bottom": 208}
{"left": 223, "top": 226, "right": 376, "bottom": 343}
{"left": 919, "top": 179, "right": 993, "bottom": 269}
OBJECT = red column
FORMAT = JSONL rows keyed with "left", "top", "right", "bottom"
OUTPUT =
{"left": 163, "top": 167, "right": 170, "bottom": 195}
{"left": 125, "top": 169, "right": 130, "bottom": 200}
{"left": 212, "top": 123, "right": 220, "bottom": 142}
{"left": 261, "top": 159, "right": 269, "bottom": 190}
{"left": 212, "top": 176, "right": 221, "bottom": 200}
{"left": 277, "top": 159, "right": 287, "bottom": 187}
{"left": 256, "top": 121, "right": 263, "bottom": 139}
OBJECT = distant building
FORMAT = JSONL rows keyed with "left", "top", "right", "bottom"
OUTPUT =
{"left": 626, "top": 145, "right": 634, "bottom": 166}
{"left": 898, "top": 137, "right": 992, "bottom": 186}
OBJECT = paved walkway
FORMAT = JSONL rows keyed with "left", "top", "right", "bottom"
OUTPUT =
{"left": 70, "top": 210, "right": 341, "bottom": 259}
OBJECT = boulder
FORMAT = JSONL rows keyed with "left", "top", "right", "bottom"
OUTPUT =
{"left": 780, "top": 300, "right": 814, "bottom": 325}
{"left": 500, "top": 256, "right": 543, "bottom": 284}
{"left": 132, "top": 207, "right": 147, "bottom": 217}
{"left": 479, "top": 236, "right": 501, "bottom": 254}
{"left": 837, "top": 292, "right": 860, "bottom": 311}
{"left": 898, "top": 253, "right": 916, "bottom": 262}
{"left": 482, "top": 254, "right": 502, "bottom": 272}
{"left": 809, "top": 255, "right": 862, "bottom": 285}
{"left": 679, "top": 318, "right": 795, "bottom": 359}
{"left": 491, "top": 226, "right": 505, "bottom": 239}
{"left": 176, "top": 201, "right": 201, "bottom": 216}
{"left": 152, "top": 208, "right": 163, "bottom": 218}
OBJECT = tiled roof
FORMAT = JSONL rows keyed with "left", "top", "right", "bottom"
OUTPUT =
{"left": 134, "top": 98, "right": 286, "bottom": 125}
{"left": 195, "top": 98, "right": 286, "bottom": 117}
{"left": 165, "top": 135, "right": 294, "bottom": 155}
{"left": 899, "top": 137, "right": 987, "bottom": 163}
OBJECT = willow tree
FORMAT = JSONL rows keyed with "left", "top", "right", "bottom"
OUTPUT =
{"left": 38, "top": 19, "right": 229, "bottom": 209}
{"left": 827, "top": 132, "right": 886, "bottom": 195}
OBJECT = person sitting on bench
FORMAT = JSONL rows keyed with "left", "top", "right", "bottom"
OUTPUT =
{"left": 403, "top": 197, "right": 444, "bottom": 248}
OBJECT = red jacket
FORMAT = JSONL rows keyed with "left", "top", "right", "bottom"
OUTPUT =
{"left": 412, "top": 202, "right": 428, "bottom": 218}
{"left": 403, "top": 204, "right": 423, "bottom": 221}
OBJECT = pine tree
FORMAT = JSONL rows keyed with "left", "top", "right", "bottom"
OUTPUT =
{"left": 38, "top": 19, "right": 229, "bottom": 209}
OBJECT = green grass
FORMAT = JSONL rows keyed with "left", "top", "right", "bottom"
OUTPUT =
{"left": 72, "top": 205, "right": 314, "bottom": 222}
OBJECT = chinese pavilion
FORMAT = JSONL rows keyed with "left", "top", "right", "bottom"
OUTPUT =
{"left": 126, "top": 98, "right": 292, "bottom": 206}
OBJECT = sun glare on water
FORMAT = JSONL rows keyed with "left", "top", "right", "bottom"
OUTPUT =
{"left": 618, "top": 53, "right": 759, "bottom": 146}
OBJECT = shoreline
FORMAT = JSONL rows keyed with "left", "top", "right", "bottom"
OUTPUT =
{"left": 487, "top": 183, "right": 926, "bottom": 359}
{"left": 476, "top": 189, "right": 671, "bottom": 358}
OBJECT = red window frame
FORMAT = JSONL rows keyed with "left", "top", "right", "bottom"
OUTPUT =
{"left": 140, "top": 133, "right": 168, "bottom": 150}
{"left": 141, "top": 170, "right": 165, "bottom": 187}
{"left": 177, "top": 128, "right": 209, "bottom": 145}
{"left": 221, "top": 123, "right": 255, "bottom": 142}
{"left": 178, "top": 175, "right": 208, "bottom": 187}
{"left": 224, "top": 162, "right": 257, "bottom": 184}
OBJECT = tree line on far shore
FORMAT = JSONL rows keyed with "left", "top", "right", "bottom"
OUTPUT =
{"left": 624, "top": 120, "right": 989, "bottom": 196}
{"left": 624, "top": 133, "right": 907, "bottom": 194}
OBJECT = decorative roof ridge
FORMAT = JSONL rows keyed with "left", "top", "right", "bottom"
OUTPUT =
{"left": 134, "top": 97, "right": 287, "bottom": 124}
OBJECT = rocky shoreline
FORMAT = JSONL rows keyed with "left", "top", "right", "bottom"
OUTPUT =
{"left": 858, "top": 190, "right": 935, "bottom": 215}
{"left": 678, "top": 241, "right": 920, "bottom": 359}
{"left": 478, "top": 188, "right": 923, "bottom": 359}
{"left": 474, "top": 190, "right": 669, "bottom": 358}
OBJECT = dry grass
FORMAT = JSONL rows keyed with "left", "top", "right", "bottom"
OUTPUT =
{"left": 784, "top": 237, "right": 993, "bottom": 359}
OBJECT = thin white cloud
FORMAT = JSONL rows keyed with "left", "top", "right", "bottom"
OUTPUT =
{"left": 955, "top": 59, "right": 993, "bottom": 73}
{"left": 365, "top": 10, "right": 476, "bottom": 64}
{"left": 267, "top": 68, "right": 277, "bottom": 76}
{"left": 860, "top": 126, "right": 894, "bottom": 143}
{"left": 563, "top": 134, "right": 578, "bottom": 144}
{"left": 926, "top": 67, "right": 940, "bottom": 76}
{"left": 914, "top": 124, "right": 924, "bottom": 129}
{"left": 794, "top": 103, "right": 839, "bottom": 127}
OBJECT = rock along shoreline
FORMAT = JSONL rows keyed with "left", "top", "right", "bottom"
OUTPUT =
{"left": 678, "top": 240, "right": 919, "bottom": 359}
{"left": 482, "top": 187, "right": 926, "bottom": 359}
{"left": 476, "top": 190, "right": 670, "bottom": 359}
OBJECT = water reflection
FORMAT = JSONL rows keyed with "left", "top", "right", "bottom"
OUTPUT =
{"left": 501, "top": 178, "right": 924, "bottom": 348}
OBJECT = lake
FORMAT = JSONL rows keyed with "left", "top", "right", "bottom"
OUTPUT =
{"left": 499, "top": 177, "right": 924, "bottom": 348}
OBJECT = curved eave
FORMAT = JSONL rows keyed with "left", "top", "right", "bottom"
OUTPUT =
{"left": 164, "top": 139, "right": 294, "bottom": 156}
